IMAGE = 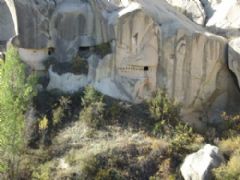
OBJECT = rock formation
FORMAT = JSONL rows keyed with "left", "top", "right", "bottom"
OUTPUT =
{"left": 1, "top": 0, "right": 240, "bottom": 128}
{"left": 181, "top": 144, "right": 224, "bottom": 180}
{"left": 228, "top": 38, "right": 240, "bottom": 88}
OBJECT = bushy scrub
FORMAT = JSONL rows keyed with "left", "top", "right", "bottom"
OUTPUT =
{"left": 147, "top": 89, "right": 203, "bottom": 156}
{"left": 147, "top": 90, "right": 180, "bottom": 137}
{"left": 211, "top": 113, "right": 240, "bottom": 179}
{"left": 79, "top": 86, "right": 105, "bottom": 128}
{"left": 52, "top": 96, "right": 71, "bottom": 126}
{"left": 213, "top": 153, "right": 240, "bottom": 180}
{"left": 32, "top": 162, "right": 52, "bottom": 180}
{"left": 221, "top": 112, "right": 240, "bottom": 137}
{"left": 0, "top": 46, "right": 37, "bottom": 178}
{"left": 95, "top": 168, "right": 125, "bottom": 180}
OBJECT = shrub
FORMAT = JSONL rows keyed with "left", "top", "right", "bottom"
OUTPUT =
{"left": 39, "top": 116, "right": 48, "bottom": 131}
{"left": 218, "top": 136, "right": 240, "bottom": 156}
{"left": 52, "top": 96, "right": 71, "bottom": 126}
{"left": 81, "top": 85, "right": 103, "bottom": 107}
{"left": 148, "top": 90, "right": 180, "bottom": 122}
{"left": 0, "top": 46, "right": 37, "bottom": 178}
{"left": 32, "top": 162, "right": 52, "bottom": 180}
{"left": 147, "top": 90, "right": 180, "bottom": 137}
{"left": 213, "top": 153, "right": 240, "bottom": 180}
{"left": 170, "top": 123, "right": 200, "bottom": 152}
{"left": 221, "top": 112, "right": 240, "bottom": 137}
{"left": 106, "top": 102, "right": 123, "bottom": 120}
{"left": 79, "top": 101, "right": 105, "bottom": 128}
{"left": 79, "top": 86, "right": 105, "bottom": 128}
{"left": 96, "top": 168, "right": 125, "bottom": 180}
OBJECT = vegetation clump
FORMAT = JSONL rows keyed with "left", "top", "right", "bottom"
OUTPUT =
{"left": 79, "top": 86, "right": 105, "bottom": 128}
{"left": 148, "top": 90, "right": 181, "bottom": 137}
{"left": 0, "top": 46, "right": 37, "bottom": 178}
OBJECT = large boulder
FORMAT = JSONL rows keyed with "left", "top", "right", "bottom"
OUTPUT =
{"left": 228, "top": 38, "right": 240, "bottom": 88}
{"left": 202, "top": 0, "right": 240, "bottom": 38}
{"left": 165, "top": 0, "right": 206, "bottom": 25}
{"left": 181, "top": 144, "right": 224, "bottom": 180}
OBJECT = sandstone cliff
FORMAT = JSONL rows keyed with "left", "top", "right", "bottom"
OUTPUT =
{"left": 1, "top": 0, "right": 240, "bottom": 128}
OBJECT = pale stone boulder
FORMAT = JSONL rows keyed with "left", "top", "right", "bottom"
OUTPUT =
{"left": 113, "top": 5, "right": 159, "bottom": 102}
{"left": 181, "top": 144, "right": 224, "bottom": 180}
{"left": 228, "top": 38, "right": 240, "bottom": 88}
{"left": 18, "top": 48, "right": 49, "bottom": 70}
{"left": 165, "top": 0, "right": 206, "bottom": 25}
{"left": 203, "top": 0, "right": 240, "bottom": 37}
{"left": 47, "top": 67, "right": 88, "bottom": 93}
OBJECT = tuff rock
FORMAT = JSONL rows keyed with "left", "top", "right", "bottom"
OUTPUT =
{"left": 1, "top": 0, "right": 240, "bottom": 128}
{"left": 180, "top": 144, "right": 224, "bottom": 180}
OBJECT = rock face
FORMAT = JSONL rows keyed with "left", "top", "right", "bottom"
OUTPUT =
{"left": 0, "top": 1, "right": 15, "bottom": 42}
{"left": 202, "top": 0, "right": 240, "bottom": 38}
{"left": 47, "top": 67, "right": 88, "bottom": 93}
{"left": 228, "top": 38, "right": 240, "bottom": 88}
{"left": 2, "top": 0, "right": 240, "bottom": 127}
{"left": 166, "top": 0, "right": 206, "bottom": 25}
{"left": 181, "top": 144, "right": 224, "bottom": 180}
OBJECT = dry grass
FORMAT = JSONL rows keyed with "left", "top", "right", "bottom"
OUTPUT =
{"left": 32, "top": 121, "right": 169, "bottom": 179}
{"left": 218, "top": 136, "right": 240, "bottom": 155}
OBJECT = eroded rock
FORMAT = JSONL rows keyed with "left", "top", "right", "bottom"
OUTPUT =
{"left": 229, "top": 38, "right": 240, "bottom": 88}
{"left": 47, "top": 66, "right": 88, "bottom": 93}
{"left": 181, "top": 144, "right": 224, "bottom": 180}
{"left": 166, "top": 0, "right": 206, "bottom": 25}
{"left": 2, "top": 0, "right": 240, "bottom": 127}
{"left": 203, "top": 0, "right": 240, "bottom": 38}
{"left": 0, "top": 1, "right": 15, "bottom": 42}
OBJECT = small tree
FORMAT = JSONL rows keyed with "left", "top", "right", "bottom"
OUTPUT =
{"left": 0, "top": 46, "right": 37, "bottom": 179}
{"left": 79, "top": 86, "right": 105, "bottom": 129}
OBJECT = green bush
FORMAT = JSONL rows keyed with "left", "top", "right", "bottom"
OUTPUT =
{"left": 221, "top": 112, "right": 240, "bottom": 137}
{"left": 170, "top": 123, "right": 200, "bottom": 152}
{"left": 218, "top": 136, "right": 240, "bottom": 156}
{"left": 148, "top": 90, "right": 180, "bottom": 122}
{"left": 213, "top": 153, "right": 240, "bottom": 180}
{"left": 0, "top": 46, "right": 37, "bottom": 178}
{"left": 52, "top": 96, "right": 71, "bottom": 126}
{"left": 147, "top": 90, "right": 180, "bottom": 137}
{"left": 79, "top": 101, "right": 105, "bottom": 128}
{"left": 79, "top": 86, "right": 105, "bottom": 128}
{"left": 32, "top": 162, "right": 52, "bottom": 180}
{"left": 81, "top": 85, "right": 103, "bottom": 107}
{"left": 96, "top": 168, "right": 125, "bottom": 180}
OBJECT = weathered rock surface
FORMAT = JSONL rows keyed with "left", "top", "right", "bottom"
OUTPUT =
{"left": 181, "top": 144, "right": 224, "bottom": 180}
{"left": 0, "top": 1, "right": 15, "bottom": 41}
{"left": 2, "top": 0, "right": 240, "bottom": 127}
{"left": 203, "top": 0, "right": 240, "bottom": 38}
{"left": 166, "top": 0, "right": 206, "bottom": 25}
{"left": 228, "top": 38, "right": 240, "bottom": 88}
{"left": 47, "top": 67, "right": 88, "bottom": 93}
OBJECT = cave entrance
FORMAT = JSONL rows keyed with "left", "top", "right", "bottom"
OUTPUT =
{"left": 79, "top": 47, "right": 90, "bottom": 51}
{"left": 48, "top": 47, "right": 55, "bottom": 56}
{"left": 144, "top": 66, "right": 149, "bottom": 71}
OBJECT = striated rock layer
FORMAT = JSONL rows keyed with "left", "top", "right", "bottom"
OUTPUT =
{"left": 1, "top": 0, "right": 240, "bottom": 128}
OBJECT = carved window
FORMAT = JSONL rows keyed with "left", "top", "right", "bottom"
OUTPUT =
{"left": 48, "top": 47, "right": 55, "bottom": 55}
